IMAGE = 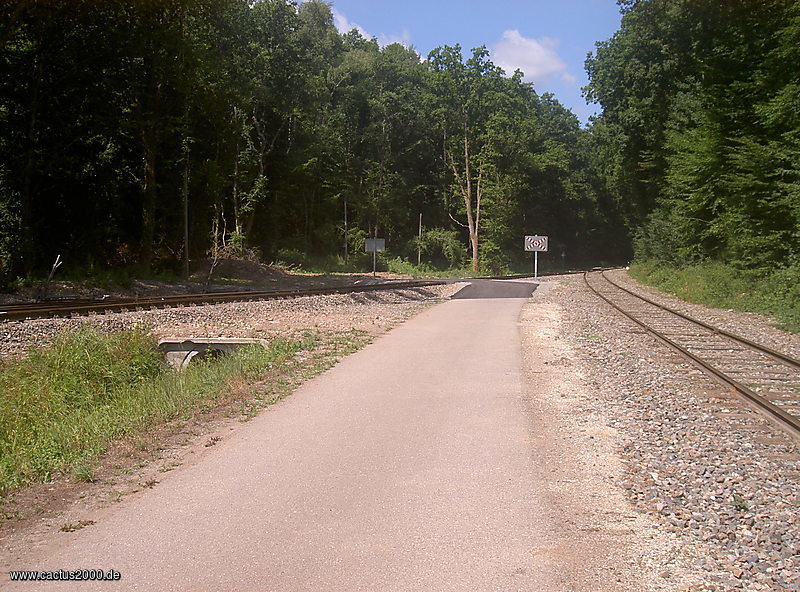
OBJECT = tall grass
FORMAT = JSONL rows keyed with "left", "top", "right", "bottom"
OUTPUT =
{"left": 0, "top": 327, "right": 319, "bottom": 491}
{"left": 629, "top": 261, "right": 800, "bottom": 333}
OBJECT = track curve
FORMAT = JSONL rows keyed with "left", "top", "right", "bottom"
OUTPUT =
{"left": 584, "top": 270, "right": 800, "bottom": 437}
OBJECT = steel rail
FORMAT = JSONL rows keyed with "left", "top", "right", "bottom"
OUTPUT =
{"left": 583, "top": 271, "right": 800, "bottom": 436}
{"left": 0, "top": 280, "right": 447, "bottom": 321}
{"left": 600, "top": 270, "right": 800, "bottom": 370}
{"left": 0, "top": 268, "right": 596, "bottom": 322}
{"left": 0, "top": 267, "right": 599, "bottom": 322}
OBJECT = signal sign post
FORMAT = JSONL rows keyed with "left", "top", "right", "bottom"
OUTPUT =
{"left": 365, "top": 238, "right": 385, "bottom": 277}
{"left": 524, "top": 235, "right": 548, "bottom": 278}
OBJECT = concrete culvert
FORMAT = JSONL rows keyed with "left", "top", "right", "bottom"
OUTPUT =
{"left": 158, "top": 338, "right": 267, "bottom": 370}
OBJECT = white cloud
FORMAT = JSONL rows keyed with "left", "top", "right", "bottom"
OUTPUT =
{"left": 332, "top": 8, "right": 369, "bottom": 38}
{"left": 331, "top": 8, "right": 411, "bottom": 49}
{"left": 377, "top": 28, "right": 412, "bottom": 48}
{"left": 491, "top": 30, "right": 575, "bottom": 86}
{"left": 561, "top": 71, "right": 578, "bottom": 85}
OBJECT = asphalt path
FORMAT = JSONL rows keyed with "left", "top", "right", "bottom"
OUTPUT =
{"left": 7, "top": 279, "right": 568, "bottom": 592}
{"left": 450, "top": 278, "right": 537, "bottom": 300}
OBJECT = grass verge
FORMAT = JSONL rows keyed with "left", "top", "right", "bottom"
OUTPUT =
{"left": 0, "top": 326, "right": 370, "bottom": 492}
{"left": 629, "top": 261, "right": 800, "bottom": 333}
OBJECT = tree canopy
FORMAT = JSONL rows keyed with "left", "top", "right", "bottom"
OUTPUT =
{"left": 0, "top": 0, "right": 625, "bottom": 283}
{"left": 585, "top": 0, "right": 800, "bottom": 271}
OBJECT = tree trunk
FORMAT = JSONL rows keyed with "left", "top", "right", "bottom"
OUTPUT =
{"left": 232, "top": 109, "right": 243, "bottom": 237}
{"left": 21, "top": 33, "right": 43, "bottom": 273}
{"left": 444, "top": 121, "right": 481, "bottom": 273}
{"left": 140, "top": 124, "right": 157, "bottom": 270}
{"left": 461, "top": 123, "right": 479, "bottom": 273}
{"left": 470, "top": 230, "right": 479, "bottom": 273}
{"left": 182, "top": 156, "right": 190, "bottom": 279}
{"left": 343, "top": 193, "right": 348, "bottom": 265}
{"left": 139, "top": 38, "right": 160, "bottom": 271}
{"left": 417, "top": 212, "right": 422, "bottom": 266}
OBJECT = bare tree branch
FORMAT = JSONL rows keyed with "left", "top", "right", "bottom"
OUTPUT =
{"left": 448, "top": 212, "right": 469, "bottom": 228}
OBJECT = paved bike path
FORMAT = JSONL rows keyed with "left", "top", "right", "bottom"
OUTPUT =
{"left": 7, "top": 280, "right": 570, "bottom": 591}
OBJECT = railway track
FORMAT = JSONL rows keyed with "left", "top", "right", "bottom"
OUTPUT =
{"left": 0, "top": 269, "right": 589, "bottom": 322}
{"left": 584, "top": 270, "right": 800, "bottom": 437}
{"left": 0, "top": 280, "right": 448, "bottom": 321}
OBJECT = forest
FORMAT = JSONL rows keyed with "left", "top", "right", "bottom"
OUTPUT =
{"left": 0, "top": 0, "right": 797, "bottom": 287}
{"left": 0, "top": 0, "right": 627, "bottom": 283}
{"left": 586, "top": 0, "right": 799, "bottom": 327}
{"left": 587, "top": 0, "right": 799, "bottom": 270}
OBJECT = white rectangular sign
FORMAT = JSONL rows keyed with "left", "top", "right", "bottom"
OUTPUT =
{"left": 365, "top": 238, "right": 385, "bottom": 253}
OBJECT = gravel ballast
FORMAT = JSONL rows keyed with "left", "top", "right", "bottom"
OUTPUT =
{"left": 548, "top": 272, "right": 799, "bottom": 592}
{"left": 0, "top": 284, "right": 462, "bottom": 358}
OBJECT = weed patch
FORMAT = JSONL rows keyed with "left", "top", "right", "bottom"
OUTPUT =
{"left": 59, "top": 519, "right": 95, "bottom": 532}
{"left": 0, "top": 326, "right": 360, "bottom": 492}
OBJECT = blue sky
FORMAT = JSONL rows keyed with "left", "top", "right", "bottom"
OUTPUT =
{"left": 324, "top": 0, "right": 623, "bottom": 125}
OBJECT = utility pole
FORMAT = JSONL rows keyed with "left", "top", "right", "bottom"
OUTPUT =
{"left": 182, "top": 162, "right": 190, "bottom": 279}
{"left": 417, "top": 212, "right": 422, "bottom": 266}
{"left": 343, "top": 194, "right": 349, "bottom": 265}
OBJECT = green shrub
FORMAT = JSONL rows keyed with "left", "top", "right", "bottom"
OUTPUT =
{"left": 749, "top": 265, "right": 800, "bottom": 331}
{"left": 384, "top": 257, "right": 429, "bottom": 276}
{"left": 415, "top": 228, "right": 466, "bottom": 268}
{"left": 274, "top": 248, "right": 307, "bottom": 270}
{"left": 0, "top": 327, "right": 317, "bottom": 490}
{"left": 478, "top": 240, "right": 509, "bottom": 276}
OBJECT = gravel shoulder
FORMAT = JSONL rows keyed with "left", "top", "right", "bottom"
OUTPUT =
{"left": 518, "top": 282, "right": 704, "bottom": 592}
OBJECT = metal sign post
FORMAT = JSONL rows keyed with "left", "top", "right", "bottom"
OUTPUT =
{"left": 365, "top": 238, "right": 385, "bottom": 277}
{"left": 523, "top": 235, "right": 549, "bottom": 278}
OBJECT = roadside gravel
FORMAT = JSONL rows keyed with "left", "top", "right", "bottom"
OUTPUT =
{"left": 0, "top": 284, "right": 463, "bottom": 358}
{"left": 547, "top": 272, "right": 799, "bottom": 592}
